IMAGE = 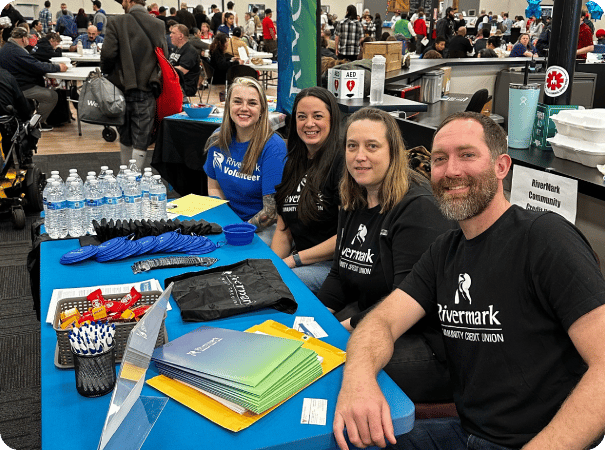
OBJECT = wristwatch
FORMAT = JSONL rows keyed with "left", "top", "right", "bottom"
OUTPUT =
{"left": 292, "top": 251, "right": 303, "bottom": 267}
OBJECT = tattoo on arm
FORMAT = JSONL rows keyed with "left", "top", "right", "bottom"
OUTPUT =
{"left": 249, "top": 194, "right": 277, "bottom": 231}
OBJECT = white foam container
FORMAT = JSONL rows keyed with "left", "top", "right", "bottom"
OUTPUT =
{"left": 550, "top": 108, "right": 605, "bottom": 143}
{"left": 547, "top": 133, "right": 605, "bottom": 167}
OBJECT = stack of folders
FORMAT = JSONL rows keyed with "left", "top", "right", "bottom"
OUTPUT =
{"left": 151, "top": 325, "right": 323, "bottom": 414}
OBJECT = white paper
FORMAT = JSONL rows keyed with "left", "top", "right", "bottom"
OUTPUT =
{"left": 181, "top": 381, "right": 248, "bottom": 414}
{"left": 300, "top": 398, "right": 327, "bottom": 425}
{"left": 510, "top": 165, "right": 578, "bottom": 224}
{"left": 421, "top": 37, "right": 429, "bottom": 46}
{"left": 293, "top": 316, "right": 328, "bottom": 338}
{"left": 238, "top": 46, "right": 249, "bottom": 62}
{"left": 46, "top": 279, "right": 166, "bottom": 324}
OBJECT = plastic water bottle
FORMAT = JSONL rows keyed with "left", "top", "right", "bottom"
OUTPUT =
{"left": 85, "top": 179, "right": 104, "bottom": 233}
{"left": 116, "top": 165, "right": 128, "bottom": 188}
{"left": 128, "top": 159, "right": 142, "bottom": 182}
{"left": 123, "top": 176, "right": 142, "bottom": 221}
{"left": 43, "top": 176, "right": 54, "bottom": 222}
{"left": 149, "top": 175, "right": 167, "bottom": 221}
{"left": 99, "top": 168, "right": 113, "bottom": 193}
{"left": 69, "top": 169, "right": 84, "bottom": 186}
{"left": 46, "top": 181, "right": 68, "bottom": 239}
{"left": 87, "top": 171, "right": 96, "bottom": 181}
{"left": 91, "top": 42, "right": 97, "bottom": 54}
{"left": 370, "top": 55, "right": 386, "bottom": 105}
{"left": 66, "top": 180, "right": 87, "bottom": 237}
{"left": 99, "top": 166, "right": 109, "bottom": 183}
{"left": 140, "top": 172, "right": 152, "bottom": 221}
{"left": 77, "top": 40, "right": 83, "bottom": 56}
{"left": 103, "top": 175, "right": 123, "bottom": 221}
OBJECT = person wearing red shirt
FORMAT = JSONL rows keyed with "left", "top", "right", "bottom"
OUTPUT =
{"left": 576, "top": 11, "right": 594, "bottom": 60}
{"left": 413, "top": 12, "right": 427, "bottom": 54}
{"left": 262, "top": 8, "right": 277, "bottom": 58}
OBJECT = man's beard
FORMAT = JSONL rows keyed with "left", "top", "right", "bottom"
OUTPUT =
{"left": 431, "top": 167, "right": 498, "bottom": 221}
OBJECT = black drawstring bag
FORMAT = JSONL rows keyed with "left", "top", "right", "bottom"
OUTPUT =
{"left": 165, "top": 259, "right": 298, "bottom": 321}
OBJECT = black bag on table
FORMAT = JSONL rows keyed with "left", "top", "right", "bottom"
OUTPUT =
{"left": 165, "top": 259, "right": 298, "bottom": 321}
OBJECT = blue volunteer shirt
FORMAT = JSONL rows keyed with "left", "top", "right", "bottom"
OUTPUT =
{"left": 204, "top": 133, "right": 287, "bottom": 221}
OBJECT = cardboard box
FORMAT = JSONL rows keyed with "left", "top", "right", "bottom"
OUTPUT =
{"left": 441, "top": 67, "right": 452, "bottom": 95}
{"left": 386, "top": 59, "right": 402, "bottom": 72}
{"left": 327, "top": 68, "right": 365, "bottom": 99}
{"left": 531, "top": 103, "right": 581, "bottom": 151}
{"left": 363, "top": 41, "right": 403, "bottom": 60}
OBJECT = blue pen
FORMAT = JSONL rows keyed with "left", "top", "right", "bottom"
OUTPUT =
{"left": 299, "top": 324, "right": 315, "bottom": 338}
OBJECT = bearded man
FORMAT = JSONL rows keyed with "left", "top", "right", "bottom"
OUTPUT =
{"left": 331, "top": 111, "right": 605, "bottom": 450}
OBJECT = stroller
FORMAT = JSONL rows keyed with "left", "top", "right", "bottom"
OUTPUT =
{"left": 0, "top": 107, "right": 45, "bottom": 229}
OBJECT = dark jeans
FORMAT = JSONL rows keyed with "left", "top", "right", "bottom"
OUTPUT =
{"left": 390, "top": 418, "right": 518, "bottom": 450}
{"left": 118, "top": 89, "right": 156, "bottom": 150}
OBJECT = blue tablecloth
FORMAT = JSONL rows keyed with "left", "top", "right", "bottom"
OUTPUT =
{"left": 40, "top": 204, "right": 414, "bottom": 450}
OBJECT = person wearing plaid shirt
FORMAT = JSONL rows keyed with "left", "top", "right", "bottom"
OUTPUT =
{"left": 334, "top": 5, "right": 363, "bottom": 61}
{"left": 39, "top": 1, "right": 53, "bottom": 35}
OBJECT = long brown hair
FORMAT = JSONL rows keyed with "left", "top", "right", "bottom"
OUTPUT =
{"left": 205, "top": 77, "right": 273, "bottom": 175}
{"left": 340, "top": 108, "right": 412, "bottom": 213}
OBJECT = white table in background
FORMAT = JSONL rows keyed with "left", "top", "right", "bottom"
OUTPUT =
{"left": 61, "top": 51, "right": 101, "bottom": 64}
{"left": 247, "top": 62, "right": 277, "bottom": 89}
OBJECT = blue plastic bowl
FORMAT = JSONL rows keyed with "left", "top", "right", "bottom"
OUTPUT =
{"left": 223, "top": 223, "right": 257, "bottom": 246}
{"left": 182, "top": 103, "right": 214, "bottom": 119}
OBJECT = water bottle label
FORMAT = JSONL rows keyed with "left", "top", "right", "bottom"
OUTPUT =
{"left": 125, "top": 195, "right": 143, "bottom": 204}
{"left": 150, "top": 193, "right": 167, "bottom": 202}
{"left": 142, "top": 190, "right": 149, "bottom": 197}
{"left": 86, "top": 199, "right": 103, "bottom": 207}
{"left": 106, "top": 197, "right": 120, "bottom": 205}
{"left": 47, "top": 200, "right": 67, "bottom": 210}
{"left": 67, "top": 200, "right": 85, "bottom": 209}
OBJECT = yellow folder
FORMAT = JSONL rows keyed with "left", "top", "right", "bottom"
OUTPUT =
{"left": 146, "top": 320, "right": 346, "bottom": 432}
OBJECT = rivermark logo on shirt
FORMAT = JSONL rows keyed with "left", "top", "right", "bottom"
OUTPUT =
{"left": 454, "top": 273, "right": 472, "bottom": 304}
{"left": 351, "top": 224, "right": 367, "bottom": 245}
{"left": 439, "top": 273, "right": 504, "bottom": 343}
{"left": 213, "top": 152, "right": 224, "bottom": 170}
{"left": 220, "top": 271, "right": 253, "bottom": 306}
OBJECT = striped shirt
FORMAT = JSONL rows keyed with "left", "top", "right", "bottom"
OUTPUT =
{"left": 39, "top": 8, "right": 52, "bottom": 34}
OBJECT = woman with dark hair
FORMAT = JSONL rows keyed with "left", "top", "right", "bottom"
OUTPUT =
{"left": 76, "top": 8, "right": 90, "bottom": 35}
{"left": 226, "top": 27, "right": 249, "bottom": 58}
{"left": 217, "top": 12, "right": 235, "bottom": 35}
{"left": 272, "top": 87, "right": 343, "bottom": 293}
{"left": 373, "top": 13, "right": 382, "bottom": 40}
{"left": 334, "top": 5, "right": 363, "bottom": 61}
{"left": 317, "top": 107, "right": 455, "bottom": 402}
{"left": 509, "top": 32, "right": 535, "bottom": 57}
{"left": 208, "top": 33, "right": 241, "bottom": 84}
{"left": 204, "top": 77, "right": 287, "bottom": 244}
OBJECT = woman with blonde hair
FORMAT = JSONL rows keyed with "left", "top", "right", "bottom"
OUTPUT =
{"left": 203, "top": 77, "right": 287, "bottom": 243}
{"left": 317, "top": 107, "right": 455, "bottom": 402}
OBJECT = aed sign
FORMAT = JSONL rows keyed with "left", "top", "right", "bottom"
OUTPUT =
{"left": 510, "top": 165, "right": 578, "bottom": 223}
{"left": 327, "top": 69, "right": 364, "bottom": 99}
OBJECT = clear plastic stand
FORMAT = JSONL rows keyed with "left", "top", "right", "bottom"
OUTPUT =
{"left": 98, "top": 284, "right": 173, "bottom": 450}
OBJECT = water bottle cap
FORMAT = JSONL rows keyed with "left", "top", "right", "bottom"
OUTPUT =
{"left": 129, "top": 159, "right": 136, "bottom": 163}
{"left": 106, "top": 170, "right": 114, "bottom": 174}
{"left": 372, "top": 55, "right": 386, "bottom": 62}
{"left": 100, "top": 166, "right": 108, "bottom": 170}
{"left": 119, "top": 165, "right": 127, "bottom": 169}
{"left": 144, "top": 168, "right": 152, "bottom": 171}
{"left": 87, "top": 171, "right": 95, "bottom": 176}
{"left": 153, "top": 175, "right": 161, "bottom": 179}
{"left": 51, "top": 170, "right": 60, "bottom": 175}
{"left": 69, "top": 168, "right": 77, "bottom": 173}
{"left": 86, "top": 175, "right": 95, "bottom": 180}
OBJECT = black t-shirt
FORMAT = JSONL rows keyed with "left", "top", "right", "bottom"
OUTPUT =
{"left": 399, "top": 205, "right": 605, "bottom": 447}
{"left": 280, "top": 153, "right": 343, "bottom": 252}
{"left": 447, "top": 34, "right": 473, "bottom": 56}
{"left": 169, "top": 42, "right": 201, "bottom": 96}
{"left": 318, "top": 180, "right": 455, "bottom": 331}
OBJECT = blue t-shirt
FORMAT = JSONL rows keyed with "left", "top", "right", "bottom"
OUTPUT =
{"left": 74, "top": 34, "right": 104, "bottom": 49}
{"left": 204, "top": 133, "right": 287, "bottom": 221}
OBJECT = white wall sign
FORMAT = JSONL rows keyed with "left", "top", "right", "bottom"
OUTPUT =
{"left": 510, "top": 165, "right": 578, "bottom": 224}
